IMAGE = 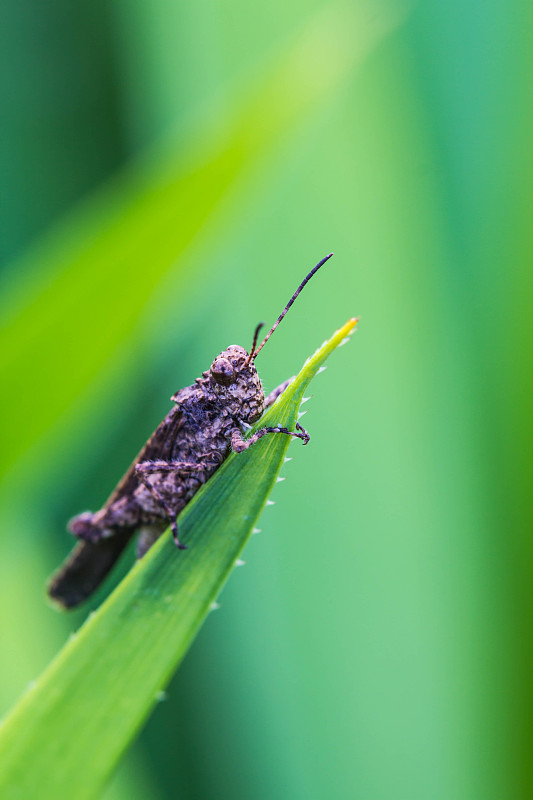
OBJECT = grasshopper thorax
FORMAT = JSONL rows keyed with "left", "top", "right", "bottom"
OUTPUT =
{"left": 209, "top": 345, "right": 264, "bottom": 423}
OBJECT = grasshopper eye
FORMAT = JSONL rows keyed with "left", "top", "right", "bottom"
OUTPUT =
{"left": 211, "top": 357, "right": 235, "bottom": 387}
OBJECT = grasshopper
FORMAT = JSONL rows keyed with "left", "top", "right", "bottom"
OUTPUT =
{"left": 48, "top": 254, "right": 333, "bottom": 608}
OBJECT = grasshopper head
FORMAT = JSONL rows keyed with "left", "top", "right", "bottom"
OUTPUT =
{"left": 208, "top": 253, "right": 334, "bottom": 423}
{"left": 209, "top": 345, "right": 264, "bottom": 422}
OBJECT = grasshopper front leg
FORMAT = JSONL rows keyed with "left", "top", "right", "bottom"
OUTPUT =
{"left": 231, "top": 422, "right": 309, "bottom": 453}
{"left": 238, "top": 377, "right": 300, "bottom": 452}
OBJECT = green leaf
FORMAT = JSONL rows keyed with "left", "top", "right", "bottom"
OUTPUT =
{"left": 0, "top": 318, "right": 357, "bottom": 800}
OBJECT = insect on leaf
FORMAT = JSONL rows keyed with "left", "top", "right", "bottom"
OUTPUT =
{"left": 0, "top": 317, "right": 357, "bottom": 800}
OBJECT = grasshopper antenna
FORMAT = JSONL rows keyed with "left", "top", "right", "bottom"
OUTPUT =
{"left": 245, "top": 321, "right": 266, "bottom": 365}
{"left": 253, "top": 253, "right": 334, "bottom": 359}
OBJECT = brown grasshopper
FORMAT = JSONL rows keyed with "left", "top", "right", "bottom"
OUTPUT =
{"left": 48, "top": 254, "right": 333, "bottom": 608}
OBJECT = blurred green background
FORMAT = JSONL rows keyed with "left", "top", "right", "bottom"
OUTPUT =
{"left": 0, "top": 1, "right": 531, "bottom": 799}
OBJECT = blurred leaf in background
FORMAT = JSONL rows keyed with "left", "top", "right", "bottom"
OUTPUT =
{"left": 0, "top": 1, "right": 531, "bottom": 799}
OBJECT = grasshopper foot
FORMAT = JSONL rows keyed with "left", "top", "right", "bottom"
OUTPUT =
{"left": 295, "top": 422, "right": 310, "bottom": 445}
{"left": 171, "top": 519, "right": 188, "bottom": 550}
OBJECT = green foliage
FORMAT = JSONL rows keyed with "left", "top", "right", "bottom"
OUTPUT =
{"left": 1, "top": 1, "right": 531, "bottom": 799}
{"left": 0, "top": 320, "right": 357, "bottom": 800}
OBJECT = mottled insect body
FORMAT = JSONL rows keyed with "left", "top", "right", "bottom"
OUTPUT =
{"left": 48, "top": 255, "right": 332, "bottom": 609}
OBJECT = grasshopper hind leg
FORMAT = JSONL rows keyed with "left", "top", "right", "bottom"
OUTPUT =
{"left": 47, "top": 528, "right": 134, "bottom": 609}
